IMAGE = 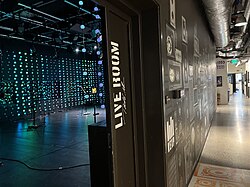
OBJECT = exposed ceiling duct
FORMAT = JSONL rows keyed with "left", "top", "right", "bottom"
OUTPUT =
{"left": 202, "top": 0, "right": 233, "bottom": 48}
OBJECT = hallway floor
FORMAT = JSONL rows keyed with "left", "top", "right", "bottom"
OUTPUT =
{"left": 189, "top": 92, "right": 250, "bottom": 187}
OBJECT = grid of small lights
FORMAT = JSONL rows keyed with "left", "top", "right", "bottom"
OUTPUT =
{"left": 0, "top": 49, "right": 105, "bottom": 120}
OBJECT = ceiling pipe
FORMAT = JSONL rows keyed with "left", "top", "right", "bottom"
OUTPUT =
{"left": 18, "top": 3, "right": 64, "bottom": 22}
{"left": 202, "top": 0, "right": 233, "bottom": 48}
{"left": 0, "top": 26, "right": 13, "bottom": 32}
{"left": 0, "top": 33, "right": 67, "bottom": 50}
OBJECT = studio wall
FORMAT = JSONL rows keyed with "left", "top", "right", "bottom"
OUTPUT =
{"left": 161, "top": 0, "right": 216, "bottom": 186}
{"left": 0, "top": 38, "right": 105, "bottom": 121}
{"left": 140, "top": 0, "right": 217, "bottom": 186}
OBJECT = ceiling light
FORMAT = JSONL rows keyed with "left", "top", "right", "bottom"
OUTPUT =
{"left": 235, "top": 15, "right": 247, "bottom": 27}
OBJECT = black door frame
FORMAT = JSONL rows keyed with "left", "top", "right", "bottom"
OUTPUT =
{"left": 92, "top": 0, "right": 162, "bottom": 186}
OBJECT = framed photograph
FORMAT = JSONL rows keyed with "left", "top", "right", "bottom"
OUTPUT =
{"left": 169, "top": 60, "right": 183, "bottom": 91}
{"left": 217, "top": 76, "right": 222, "bottom": 87}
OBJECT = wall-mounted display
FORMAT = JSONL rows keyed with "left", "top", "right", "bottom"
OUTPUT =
{"left": 175, "top": 49, "right": 182, "bottom": 63}
{"left": 166, "top": 24, "right": 176, "bottom": 58}
{"left": 182, "top": 16, "right": 188, "bottom": 44}
{"left": 169, "top": 60, "right": 182, "bottom": 91}
{"left": 170, "top": 0, "right": 176, "bottom": 28}
{"left": 217, "top": 76, "right": 222, "bottom": 87}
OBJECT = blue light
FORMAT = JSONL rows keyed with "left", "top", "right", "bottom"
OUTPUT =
{"left": 98, "top": 72, "right": 102, "bottom": 76}
{"left": 95, "top": 15, "right": 101, "bottom": 19}
{"left": 83, "top": 72, "right": 87, "bottom": 76}
{"left": 98, "top": 60, "right": 103, "bottom": 65}
{"left": 99, "top": 93, "right": 103, "bottom": 97}
{"left": 80, "top": 24, "right": 85, "bottom": 30}
{"left": 94, "top": 7, "right": 99, "bottom": 12}
{"left": 82, "top": 48, "right": 86, "bottom": 53}
{"left": 97, "top": 36, "right": 102, "bottom": 43}
{"left": 99, "top": 83, "right": 104, "bottom": 87}
{"left": 79, "top": 1, "right": 83, "bottom": 6}
{"left": 97, "top": 51, "right": 101, "bottom": 55}
{"left": 101, "top": 105, "right": 105, "bottom": 109}
{"left": 95, "top": 29, "right": 100, "bottom": 34}
{"left": 84, "top": 95, "right": 89, "bottom": 99}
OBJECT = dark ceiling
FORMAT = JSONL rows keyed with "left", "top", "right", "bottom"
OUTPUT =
{"left": 0, "top": 0, "right": 103, "bottom": 53}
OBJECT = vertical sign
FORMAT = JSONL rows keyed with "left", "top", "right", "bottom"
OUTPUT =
{"left": 108, "top": 10, "right": 135, "bottom": 187}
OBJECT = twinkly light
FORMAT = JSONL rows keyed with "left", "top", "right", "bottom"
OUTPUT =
{"left": 95, "top": 29, "right": 100, "bottom": 34}
{"left": 80, "top": 24, "right": 85, "bottom": 30}
{"left": 98, "top": 72, "right": 102, "bottom": 76}
{"left": 75, "top": 48, "right": 80, "bottom": 53}
{"left": 95, "top": 15, "right": 101, "bottom": 19}
{"left": 82, "top": 48, "right": 86, "bottom": 53}
{"left": 99, "top": 83, "right": 104, "bottom": 87}
{"left": 99, "top": 93, "right": 103, "bottom": 97}
{"left": 84, "top": 95, "right": 90, "bottom": 99}
{"left": 94, "top": 7, "right": 99, "bottom": 12}
{"left": 97, "top": 51, "right": 101, "bottom": 55}
{"left": 97, "top": 35, "right": 102, "bottom": 43}
{"left": 98, "top": 60, "right": 103, "bottom": 65}
{"left": 94, "top": 45, "right": 98, "bottom": 50}
{"left": 79, "top": 1, "right": 83, "bottom": 6}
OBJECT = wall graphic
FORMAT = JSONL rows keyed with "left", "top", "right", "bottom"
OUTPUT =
{"left": 163, "top": 0, "right": 216, "bottom": 186}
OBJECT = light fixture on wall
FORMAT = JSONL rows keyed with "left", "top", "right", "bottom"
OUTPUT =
{"left": 235, "top": 15, "right": 247, "bottom": 26}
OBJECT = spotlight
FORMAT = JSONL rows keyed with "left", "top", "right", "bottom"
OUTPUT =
{"left": 79, "top": 1, "right": 83, "bottom": 6}
{"left": 80, "top": 24, "right": 85, "bottom": 30}
{"left": 75, "top": 47, "right": 80, "bottom": 53}
{"left": 95, "top": 15, "right": 101, "bottom": 19}
{"left": 94, "top": 7, "right": 99, "bottom": 12}
{"left": 82, "top": 48, "right": 86, "bottom": 53}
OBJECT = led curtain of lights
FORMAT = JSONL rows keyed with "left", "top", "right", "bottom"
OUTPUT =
{"left": 0, "top": 50, "right": 105, "bottom": 120}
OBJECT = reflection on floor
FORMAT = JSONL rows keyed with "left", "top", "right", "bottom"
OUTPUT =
{"left": 189, "top": 92, "right": 250, "bottom": 187}
{"left": 0, "top": 106, "right": 106, "bottom": 187}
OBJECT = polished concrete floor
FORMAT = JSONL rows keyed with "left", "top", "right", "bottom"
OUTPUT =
{"left": 189, "top": 91, "right": 250, "bottom": 187}
{"left": 0, "top": 107, "right": 106, "bottom": 187}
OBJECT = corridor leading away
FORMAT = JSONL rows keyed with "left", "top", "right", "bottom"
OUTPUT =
{"left": 189, "top": 92, "right": 250, "bottom": 186}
